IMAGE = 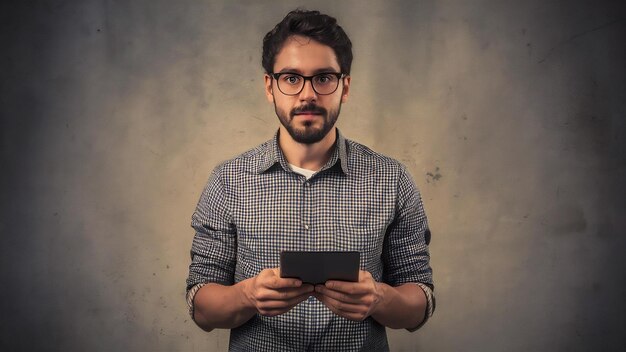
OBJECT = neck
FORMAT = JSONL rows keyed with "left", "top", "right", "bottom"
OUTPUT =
{"left": 278, "top": 127, "right": 337, "bottom": 171}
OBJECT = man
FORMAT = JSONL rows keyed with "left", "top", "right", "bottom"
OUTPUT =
{"left": 186, "top": 9, "right": 434, "bottom": 351}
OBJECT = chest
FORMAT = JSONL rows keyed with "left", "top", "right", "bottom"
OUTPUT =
{"left": 229, "top": 172, "right": 396, "bottom": 271}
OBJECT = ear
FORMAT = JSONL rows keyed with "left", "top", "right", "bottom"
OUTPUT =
{"left": 340, "top": 75, "right": 351, "bottom": 103}
{"left": 264, "top": 74, "right": 274, "bottom": 103}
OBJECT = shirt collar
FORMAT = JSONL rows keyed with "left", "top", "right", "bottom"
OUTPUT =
{"left": 257, "top": 128, "right": 350, "bottom": 176}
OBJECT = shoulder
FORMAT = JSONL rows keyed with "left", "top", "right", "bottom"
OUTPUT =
{"left": 344, "top": 138, "right": 407, "bottom": 176}
{"left": 211, "top": 138, "right": 274, "bottom": 177}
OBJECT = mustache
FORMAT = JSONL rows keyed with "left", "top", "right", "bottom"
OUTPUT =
{"left": 290, "top": 103, "right": 327, "bottom": 117}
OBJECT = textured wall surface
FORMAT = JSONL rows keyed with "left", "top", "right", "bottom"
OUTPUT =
{"left": 1, "top": 1, "right": 625, "bottom": 351}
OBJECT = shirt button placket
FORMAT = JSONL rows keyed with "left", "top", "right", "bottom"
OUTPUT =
{"left": 302, "top": 180, "right": 312, "bottom": 250}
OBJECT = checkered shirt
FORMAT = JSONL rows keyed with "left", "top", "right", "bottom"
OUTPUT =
{"left": 186, "top": 129, "right": 434, "bottom": 351}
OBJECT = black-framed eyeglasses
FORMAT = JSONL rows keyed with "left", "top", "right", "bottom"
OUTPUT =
{"left": 271, "top": 72, "right": 346, "bottom": 96}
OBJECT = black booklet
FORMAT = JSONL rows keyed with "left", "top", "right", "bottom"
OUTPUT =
{"left": 280, "top": 251, "right": 360, "bottom": 284}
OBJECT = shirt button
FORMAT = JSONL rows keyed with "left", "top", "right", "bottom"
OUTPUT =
{"left": 304, "top": 224, "right": 309, "bottom": 230}
{"left": 304, "top": 181, "right": 311, "bottom": 187}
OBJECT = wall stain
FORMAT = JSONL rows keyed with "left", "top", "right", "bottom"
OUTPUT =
{"left": 426, "top": 167, "right": 442, "bottom": 183}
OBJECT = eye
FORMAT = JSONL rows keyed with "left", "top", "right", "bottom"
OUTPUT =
{"left": 314, "top": 74, "right": 335, "bottom": 85}
{"left": 282, "top": 75, "right": 301, "bottom": 85}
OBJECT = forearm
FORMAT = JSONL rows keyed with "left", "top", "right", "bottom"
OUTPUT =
{"left": 192, "top": 280, "right": 256, "bottom": 331}
{"left": 371, "top": 282, "right": 426, "bottom": 329}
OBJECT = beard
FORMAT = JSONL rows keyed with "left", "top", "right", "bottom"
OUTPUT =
{"left": 273, "top": 101, "right": 341, "bottom": 144}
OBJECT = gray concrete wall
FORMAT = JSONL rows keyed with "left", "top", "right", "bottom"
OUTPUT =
{"left": 1, "top": 0, "right": 625, "bottom": 351}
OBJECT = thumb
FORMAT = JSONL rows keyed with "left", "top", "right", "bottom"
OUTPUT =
{"left": 271, "top": 267, "right": 280, "bottom": 277}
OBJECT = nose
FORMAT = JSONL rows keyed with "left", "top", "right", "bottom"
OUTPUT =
{"left": 299, "top": 78, "right": 317, "bottom": 102}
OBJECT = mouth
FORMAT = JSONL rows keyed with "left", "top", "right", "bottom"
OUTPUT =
{"left": 291, "top": 104, "right": 326, "bottom": 119}
{"left": 294, "top": 111, "right": 322, "bottom": 117}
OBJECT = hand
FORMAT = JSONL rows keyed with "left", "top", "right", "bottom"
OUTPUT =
{"left": 313, "top": 270, "right": 383, "bottom": 321}
{"left": 243, "top": 268, "right": 314, "bottom": 317}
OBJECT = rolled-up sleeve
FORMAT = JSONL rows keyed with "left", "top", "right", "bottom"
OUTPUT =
{"left": 186, "top": 164, "right": 237, "bottom": 291}
{"left": 382, "top": 165, "right": 435, "bottom": 329}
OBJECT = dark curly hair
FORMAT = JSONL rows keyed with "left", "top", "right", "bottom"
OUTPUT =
{"left": 262, "top": 9, "right": 353, "bottom": 75}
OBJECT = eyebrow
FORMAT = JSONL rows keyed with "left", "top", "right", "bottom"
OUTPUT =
{"left": 276, "top": 67, "right": 340, "bottom": 74}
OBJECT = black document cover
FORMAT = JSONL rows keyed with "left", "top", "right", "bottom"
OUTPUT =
{"left": 280, "top": 251, "right": 360, "bottom": 284}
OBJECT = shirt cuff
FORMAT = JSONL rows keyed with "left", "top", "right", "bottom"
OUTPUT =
{"left": 186, "top": 282, "right": 207, "bottom": 320}
{"left": 406, "top": 282, "right": 435, "bottom": 332}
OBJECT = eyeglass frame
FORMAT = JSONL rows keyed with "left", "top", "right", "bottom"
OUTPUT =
{"left": 270, "top": 72, "right": 347, "bottom": 96}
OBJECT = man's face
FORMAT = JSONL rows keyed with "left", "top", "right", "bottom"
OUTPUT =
{"left": 264, "top": 35, "right": 350, "bottom": 144}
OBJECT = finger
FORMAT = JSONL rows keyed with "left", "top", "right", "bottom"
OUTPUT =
{"left": 256, "top": 285, "right": 314, "bottom": 301}
{"left": 316, "top": 286, "right": 378, "bottom": 313}
{"left": 271, "top": 267, "right": 305, "bottom": 287}
{"left": 284, "top": 291, "right": 313, "bottom": 309}
{"left": 324, "top": 280, "right": 369, "bottom": 295}
{"left": 300, "top": 283, "right": 315, "bottom": 292}
{"left": 318, "top": 294, "right": 366, "bottom": 314}
{"left": 269, "top": 288, "right": 313, "bottom": 304}
{"left": 258, "top": 292, "right": 312, "bottom": 316}
{"left": 265, "top": 275, "right": 303, "bottom": 289}
{"left": 314, "top": 285, "right": 362, "bottom": 304}
{"left": 358, "top": 270, "right": 373, "bottom": 281}
{"left": 276, "top": 285, "right": 314, "bottom": 298}
{"left": 257, "top": 268, "right": 303, "bottom": 289}
{"left": 259, "top": 292, "right": 312, "bottom": 309}
{"left": 314, "top": 293, "right": 368, "bottom": 321}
